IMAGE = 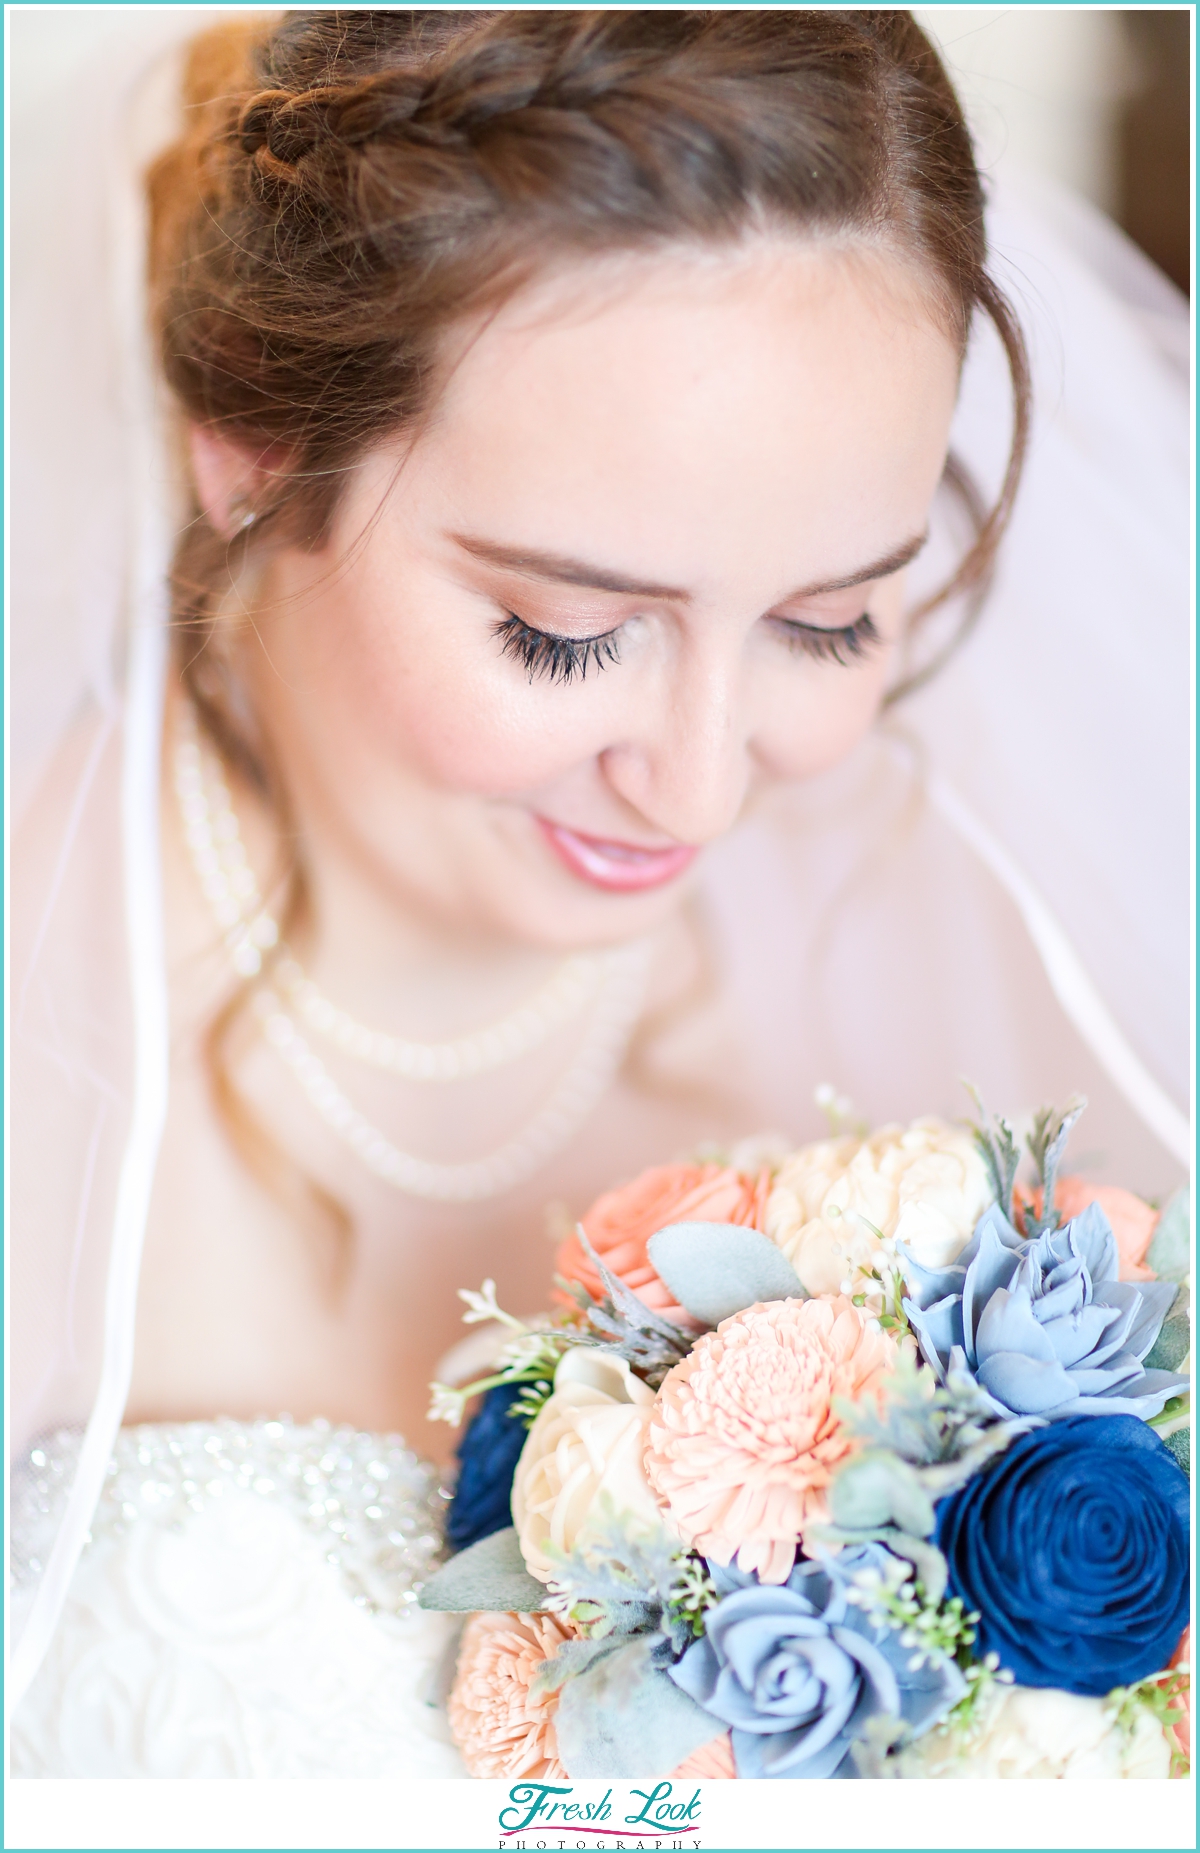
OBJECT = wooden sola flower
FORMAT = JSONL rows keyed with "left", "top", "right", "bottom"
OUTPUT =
{"left": 645, "top": 1295, "right": 900, "bottom": 1583}
{"left": 448, "top": 1611, "right": 574, "bottom": 1779}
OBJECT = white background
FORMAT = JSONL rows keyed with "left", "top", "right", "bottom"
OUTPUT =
{"left": 7, "top": 1773, "right": 1200, "bottom": 1849}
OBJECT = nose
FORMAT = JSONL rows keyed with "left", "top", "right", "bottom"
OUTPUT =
{"left": 599, "top": 643, "right": 752, "bottom": 846}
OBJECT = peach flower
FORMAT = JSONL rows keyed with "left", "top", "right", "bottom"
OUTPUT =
{"left": 645, "top": 1296, "right": 899, "bottom": 1584}
{"left": 557, "top": 1162, "right": 773, "bottom": 1323}
{"left": 672, "top": 1732, "right": 737, "bottom": 1779}
{"left": 448, "top": 1610, "right": 574, "bottom": 1779}
{"left": 1016, "top": 1177, "right": 1159, "bottom": 1282}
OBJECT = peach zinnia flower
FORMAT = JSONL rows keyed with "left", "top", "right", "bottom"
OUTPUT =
{"left": 1015, "top": 1177, "right": 1159, "bottom": 1282}
{"left": 557, "top": 1162, "right": 773, "bottom": 1324}
{"left": 645, "top": 1296, "right": 899, "bottom": 1584}
{"left": 448, "top": 1611, "right": 574, "bottom": 1779}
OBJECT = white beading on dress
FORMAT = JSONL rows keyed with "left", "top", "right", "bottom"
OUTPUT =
{"left": 9, "top": 1419, "right": 467, "bottom": 1777}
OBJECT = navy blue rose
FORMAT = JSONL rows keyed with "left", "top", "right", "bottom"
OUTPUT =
{"left": 445, "top": 1383, "right": 528, "bottom": 1553}
{"left": 936, "top": 1413, "right": 1190, "bottom": 1698}
{"left": 901, "top": 1203, "right": 1187, "bottom": 1420}
{"left": 669, "top": 1547, "right": 964, "bottom": 1778}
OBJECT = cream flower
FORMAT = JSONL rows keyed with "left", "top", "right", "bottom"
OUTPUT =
{"left": 644, "top": 1296, "right": 899, "bottom": 1584}
{"left": 895, "top": 1683, "right": 1172, "bottom": 1779}
{"left": 448, "top": 1610, "right": 573, "bottom": 1779}
{"left": 766, "top": 1117, "right": 992, "bottom": 1296}
{"left": 511, "top": 1349, "right": 674, "bottom": 1583}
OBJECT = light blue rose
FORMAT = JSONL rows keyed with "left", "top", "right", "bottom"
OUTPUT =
{"left": 668, "top": 1547, "right": 964, "bottom": 1779}
{"left": 900, "top": 1203, "right": 1187, "bottom": 1421}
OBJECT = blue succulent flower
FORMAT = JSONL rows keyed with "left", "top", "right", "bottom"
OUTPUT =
{"left": 669, "top": 1547, "right": 964, "bottom": 1778}
{"left": 445, "top": 1383, "right": 528, "bottom": 1553}
{"left": 900, "top": 1202, "right": 1187, "bottom": 1421}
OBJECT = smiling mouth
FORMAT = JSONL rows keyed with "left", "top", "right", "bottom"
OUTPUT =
{"left": 535, "top": 818, "right": 699, "bottom": 892}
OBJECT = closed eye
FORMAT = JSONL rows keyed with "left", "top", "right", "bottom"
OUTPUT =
{"left": 771, "top": 611, "right": 881, "bottom": 665}
{"left": 494, "top": 612, "right": 621, "bottom": 684}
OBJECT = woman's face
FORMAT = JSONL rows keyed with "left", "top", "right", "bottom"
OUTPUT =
{"left": 240, "top": 236, "right": 961, "bottom": 950}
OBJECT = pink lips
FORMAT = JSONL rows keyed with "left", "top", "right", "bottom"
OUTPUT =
{"left": 536, "top": 818, "right": 699, "bottom": 892}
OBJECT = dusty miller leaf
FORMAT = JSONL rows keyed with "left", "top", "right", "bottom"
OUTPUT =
{"left": 553, "top": 1635, "right": 722, "bottom": 1779}
{"left": 418, "top": 1527, "right": 548, "bottom": 1613}
{"left": 647, "top": 1221, "right": 805, "bottom": 1325}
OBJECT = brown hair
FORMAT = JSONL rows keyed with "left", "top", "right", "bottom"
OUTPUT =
{"left": 149, "top": 7, "right": 1030, "bottom": 1236}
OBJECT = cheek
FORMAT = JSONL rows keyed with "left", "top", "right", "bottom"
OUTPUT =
{"left": 761, "top": 662, "right": 891, "bottom": 779}
{"left": 749, "top": 620, "right": 897, "bottom": 783}
{"left": 341, "top": 581, "right": 600, "bottom": 799}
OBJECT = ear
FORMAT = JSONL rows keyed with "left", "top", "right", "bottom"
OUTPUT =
{"left": 188, "top": 426, "right": 277, "bottom": 539}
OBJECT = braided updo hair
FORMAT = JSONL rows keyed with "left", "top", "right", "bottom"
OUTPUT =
{"left": 148, "top": 8, "right": 1029, "bottom": 1244}
{"left": 152, "top": 8, "right": 1028, "bottom": 759}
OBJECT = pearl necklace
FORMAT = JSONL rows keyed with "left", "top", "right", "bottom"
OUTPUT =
{"left": 173, "top": 709, "right": 651, "bottom": 1202}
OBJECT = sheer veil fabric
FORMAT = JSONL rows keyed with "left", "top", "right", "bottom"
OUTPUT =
{"left": 8, "top": 10, "right": 1191, "bottom": 1708}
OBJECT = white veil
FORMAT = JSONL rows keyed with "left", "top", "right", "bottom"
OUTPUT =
{"left": 8, "top": 9, "right": 1191, "bottom": 1709}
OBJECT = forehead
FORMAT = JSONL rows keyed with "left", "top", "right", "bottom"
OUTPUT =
{"left": 405, "top": 237, "right": 961, "bottom": 593}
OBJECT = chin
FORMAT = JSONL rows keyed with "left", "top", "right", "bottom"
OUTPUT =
{"left": 487, "top": 859, "right": 700, "bottom": 952}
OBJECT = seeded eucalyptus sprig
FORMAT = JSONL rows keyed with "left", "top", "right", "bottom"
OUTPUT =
{"left": 1108, "top": 1669, "right": 1191, "bottom": 1780}
{"left": 666, "top": 1554, "right": 720, "bottom": 1642}
{"left": 844, "top": 1223, "right": 912, "bottom": 1338}
{"left": 846, "top": 1550, "right": 981, "bottom": 1669}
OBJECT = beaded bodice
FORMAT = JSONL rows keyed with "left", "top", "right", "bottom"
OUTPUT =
{"left": 10, "top": 1419, "right": 466, "bottom": 1778}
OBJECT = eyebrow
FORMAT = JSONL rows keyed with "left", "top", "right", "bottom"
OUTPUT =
{"left": 450, "top": 530, "right": 927, "bottom": 602}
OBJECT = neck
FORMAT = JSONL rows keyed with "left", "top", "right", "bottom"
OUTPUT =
{"left": 296, "top": 811, "right": 599, "bottom": 1040}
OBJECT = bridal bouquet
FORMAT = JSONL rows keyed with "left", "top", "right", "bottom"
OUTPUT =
{"left": 422, "top": 1096, "right": 1192, "bottom": 1780}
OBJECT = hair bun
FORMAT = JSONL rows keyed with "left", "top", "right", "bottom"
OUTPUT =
{"left": 238, "top": 88, "right": 306, "bottom": 157}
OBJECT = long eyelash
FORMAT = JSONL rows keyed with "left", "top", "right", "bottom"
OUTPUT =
{"left": 495, "top": 613, "right": 622, "bottom": 685}
{"left": 777, "top": 611, "right": 881, "bottom": 665}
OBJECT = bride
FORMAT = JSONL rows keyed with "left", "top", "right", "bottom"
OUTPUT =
{"left": 10, "top": 8, "right": 1189, "bottom": 1779}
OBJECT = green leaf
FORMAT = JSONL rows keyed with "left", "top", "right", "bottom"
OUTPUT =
{"left": 529, "top": 1635, "right": 623, "bottom": 1697}
{"left": 1164, "top": 1426, "right": 1190, "bottom": 1475}
{"left": 1144, "top": 1286, "right": 1190, "bottom": 1372}
{"left": 828, "top": 1450, "right": 937, "bottom": 1539}
{"left": 417, "top": 1527, "right": 549, "bottom": 1613}
{"left": 1147, "top": 1188, "right": 1191, "bottom": 1283}
{"left": 553, "top": 1635, "right": 722, "bottom": 1778}
{"left": 647, "top": 1222, "right": 804, "bottom": 1326}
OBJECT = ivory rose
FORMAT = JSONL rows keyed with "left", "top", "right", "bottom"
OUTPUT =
{"left": 556, "top": 1162, "right": 773, "bottom": 1323}
{"left": 511, "top": 1350, "right": 675, "bottom": 1583}
{"left": 894, "top": 1683, "right": 1172, "bottom": 1779}
{"left": 644, "top": 1296, "right": 899, "bottom": 1583}
{"left": 448, "top": 1610, "right": 573, "bottom": 1778}
{"left": 1016, "top": 1177, "right": 1160, "bottom": 1282}
{"left": 766, "top": 1118, "right": 992, "bottom": 1296}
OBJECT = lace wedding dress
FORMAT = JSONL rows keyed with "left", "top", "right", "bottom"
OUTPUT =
{"left": 10, "top": 1420, "right": 466, "bottom": 1777}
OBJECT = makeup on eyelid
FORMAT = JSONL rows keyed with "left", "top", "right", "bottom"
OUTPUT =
{"left": 494, "top": 606, "right": 882, "bottom": 685}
